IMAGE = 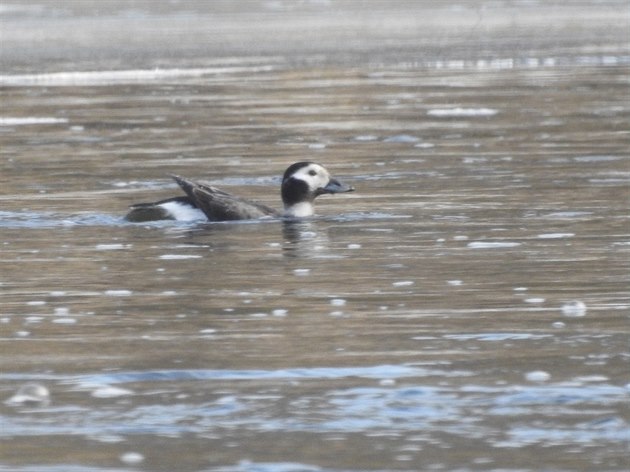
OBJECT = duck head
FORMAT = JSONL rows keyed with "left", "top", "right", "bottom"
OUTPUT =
{"left": 281, "top": 162, "right": 354, "bottom": 217}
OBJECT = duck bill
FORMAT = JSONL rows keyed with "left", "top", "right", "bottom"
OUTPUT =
{"left": 319, "top": 178, "right": 355, "bottom": 195}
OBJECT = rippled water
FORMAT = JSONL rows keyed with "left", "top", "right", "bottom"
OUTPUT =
{"left": 1, "top": 1, "right": 629, "bottom": 471}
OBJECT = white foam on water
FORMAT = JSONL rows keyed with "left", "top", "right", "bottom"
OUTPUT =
{"left": 467, "top": 241, "right": 522, "bottom": 249}
{"left": 392, "top": 280, "right": 414, "bottom": 287}
{"left": 0, "top": 66, "right": 275, "bottom": 87}
{"left": 120, "top": 452, "right": 145, "bottom": 465}
{"left": 537, "top": 233, "right": 575, "bottom": 239}
{"left": 52, "top": 318, "right": 77, "bottom": 324}
{"left": 525, "top": 370, "right": 551, "bottom": 382}
{"left": 427, "top": 107, "right": 498, "bottom": 117}
{"left": 354, "top": 135, "right": 379, "bottom": 141}
{"left": 524, "top": 298, "right": 546, "bottom": 304}
{"left": 0, "top": 117, "right": 69, "bottom": 126}
{"left": 104, "top": 290, "right": 132, "bottom": 297}
{"left": 96, "top": 243, "right": 131, "bottom": 250}
{"left": 91, "top": 385, "right": 134, "bottom": 398}
{"left": 158, "top": 254, "right": 203, "bottom": 260}
{"left": 26, "top": 300, "right": 46, "bottom": 306}
{"left": 574, "top": 155, "right": 622, "bottom": 163}
{"left": 383, "top": 134, "right": 421, "bottom": 143}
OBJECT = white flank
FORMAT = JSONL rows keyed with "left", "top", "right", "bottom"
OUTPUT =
{"left": 160, "top": 201, "right": 205, "bottom": 221}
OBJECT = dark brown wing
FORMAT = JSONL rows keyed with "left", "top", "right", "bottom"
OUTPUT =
{"left": 170, "top": 175, "right": 279, "bottom": 221}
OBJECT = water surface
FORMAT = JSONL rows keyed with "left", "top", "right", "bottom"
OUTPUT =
{"left": 1, "top": 1, "right": 629, "bottom": 471}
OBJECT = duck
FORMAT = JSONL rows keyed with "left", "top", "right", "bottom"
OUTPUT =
{"left": 124, "top": 161, "right": 354, "bottom": 222}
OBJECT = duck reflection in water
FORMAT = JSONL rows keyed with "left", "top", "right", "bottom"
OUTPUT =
{"left": 282, "top": 220, "right": 333, "bottom": 259}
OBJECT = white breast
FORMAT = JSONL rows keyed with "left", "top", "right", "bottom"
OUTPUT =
{"left": 284, "top": 202, "right": 315, "bottom": 218}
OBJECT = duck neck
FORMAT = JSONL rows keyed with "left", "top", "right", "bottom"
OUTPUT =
{"left": 284, "top": 202, "right": 314, "bottom": 218}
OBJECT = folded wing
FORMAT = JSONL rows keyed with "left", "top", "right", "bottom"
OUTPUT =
{"left": 171, "top": 175, "right": 278, "bottom": 221}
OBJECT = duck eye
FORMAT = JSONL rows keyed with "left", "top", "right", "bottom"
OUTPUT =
{"left": 308, "top": 169, "right": 317, "bottom": 176}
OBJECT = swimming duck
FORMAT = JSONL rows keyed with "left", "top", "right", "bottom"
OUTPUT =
{"left": 124, "top": 162, "right": 354, "bottom": 222}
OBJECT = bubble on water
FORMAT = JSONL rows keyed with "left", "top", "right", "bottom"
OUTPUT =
{"left": 25, "top": 316, "right": 44, "bottom": 323}
{"left": 330, "top": 298, "right": 346, "bottom": 306}
{"left": 552, "top": 321, "right": 566, "bottom": 328}
{"left": 293, "top": 269, "right": 311, "bottom": 276}
{"left": 120, "top": 452, "right": 144, "bottom": 464}
{"left": 272, "top": 309, "right": 288, "bottom": 317}
{"left": 447, "top": 280, "right": 463, "bottom": 286}
{"left": 513, "top": 287, "right": 528, "bottom": 292}
{"left": 200, "top": 328, "right": 217, "bottom": 334}
{"left": 379, "top": 379, "right": 396, "bottom": 386}
{"left": 392, "top": 280, "right": 414, "bottom": 287}
{"left": 54, "top": 307, "right": 70, "bottom": 315}
{"left": 5, "top": 383, "right": 50, "bottom": 406}
{"left": 52, "top": 318, "right": 77, "bottom": 324}
{"left": 308, "top": 143, "right": 326, "bottom": 150}
{"left": 561, "top": 300, "right": 587, "bottom": 317}
{"left": 15, "top": 330, "right": 31, "bottom": 337}
{"left": 50, "top": 291, "right": 66, "bottom": 297}
{"left": 347, "top": 243, "right": 362, "bottom": 249}
{"left": 525, "top": 370, "right": 551, "bottom": 382}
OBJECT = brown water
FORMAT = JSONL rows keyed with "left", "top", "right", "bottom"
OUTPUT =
{"left": 1, "top": 2, "right": 629, "bottom": 472}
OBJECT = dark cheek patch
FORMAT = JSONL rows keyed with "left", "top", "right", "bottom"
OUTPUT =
{"left": 281, "top": 178, "right": 311, "bottom": 206}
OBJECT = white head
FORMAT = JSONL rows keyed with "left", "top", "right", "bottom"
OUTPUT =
{"left": 281, "top": 162, "right": 354, "bottom": 217}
